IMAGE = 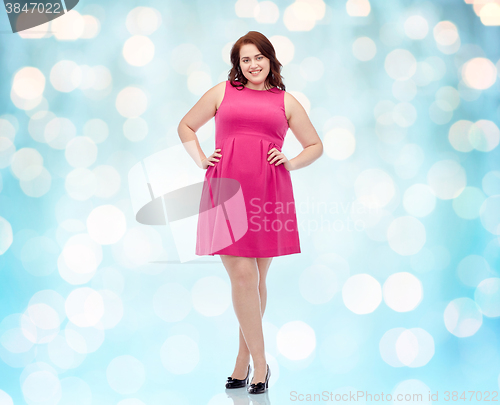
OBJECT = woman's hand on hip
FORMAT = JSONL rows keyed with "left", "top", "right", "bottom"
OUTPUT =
{"left": 202, "top": 149, "right": 222, "bottom": 170}
{"left": 268, "top": 148, "right": 293, "bottom": 171}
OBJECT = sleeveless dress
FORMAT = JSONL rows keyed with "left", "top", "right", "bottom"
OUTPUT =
{"left": 195, "top": 80, "right": 301, "bottom": 258}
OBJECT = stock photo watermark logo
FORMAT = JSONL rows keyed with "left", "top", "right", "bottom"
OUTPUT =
{"left": 127, "top": 140, "right": 376, "bottom": 263}
{"left": 3, "top": 0, "right": 78, "bottom": 33}
{"left": 128, "top": 140, "right": 305, "bottom": 263}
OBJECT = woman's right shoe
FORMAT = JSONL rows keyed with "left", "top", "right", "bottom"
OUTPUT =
{"left": 225, "top": 364, "right": 251, "bottom": 389}
{"left": 247, "top": 363, "right": 270, "bottom": 394}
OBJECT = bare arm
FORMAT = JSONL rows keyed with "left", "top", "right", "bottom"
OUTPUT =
{"left": 177, "top": 82, "right": 224, "bottom": 168}
{"left": 285, "top": 92, "right": 323, "bottom": 171}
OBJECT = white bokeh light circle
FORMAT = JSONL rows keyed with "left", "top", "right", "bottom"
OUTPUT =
{"left": 65, "top": 168, "right": 97, "bottom": 201}
{"left": 457, "top": 255, "right": 494, "bottom": 288}
{"left": 393, "top": 379, "right": 431, "bottom": 403}
{"left": 396, "top": 328, "right": 434, "bottom": 367}
{"left": 452, "top": 186, "right": 485, "bottom": 220}
{"left": 277, "top": 321, "right": 316, "bottom": 360}
{"left": 12, "top": 67, "right": 45, "bottom": 100}
{"left": 86, "top": 205, "right": 127, "bottom": 245}
{"left": 126, "top": 6, "right": 162, "bottom": 36}
{"left": 44, "top": 117, "right": 77, "bottom": 150}
{"left": 379, "top": 327, "right": 406, "bottom": 367}
{"left": 65, "top": 321, "right": 105, "bottom": 354}
{"left": 0, "top": 137, "right": 16, "bottom": 170}
{"left": 21, "top": 307, "right": 58, "bottom": 345}
{"left": 170, "top": 43, "right": 203, "bottom": 75}
{"left": 283, "top": 1, "right": 318, "bottom": 31}
{"left": 123, "top": 35, "right": 155, "bottom": 67}
{"left": 393, "top": 102, "right": 417, "bottom": 127}
{"left": 50, "top": 60, "right": 82, "bottom": 92}
{"left": 81, "top": 15, "right": 101, "bottom": 39}
{"left": 270, "top": 35, "right": 295, "bottom": 66}
{"left": 387, "top": 216, "right": 426, "bottom": 256}
{"left": 433, "top": 20, "right": 458, "bottom": 45}
{"left": 380, "top": 327, "right": 435, "bottom": 367}
{"left": 26, "top": 303, "right": 60, "bottom": 331}
{"left": 403, "top": 184, "right": 436, "bottom": 217}
{"left": 469, "top": 120, "right": 500, "bottom": 152}
{"left": 383, "top": 272, "right": 423, "bottom": 312}
{"left": 97, "top": 289, "right": 124, "bottom": 329}
{"left": 324, "top": 128, "right": 356, "bottom": 160}
{"left": 385, "top": 49, "right": 417, "bottom": 80}
{"left": 354, "top": 168, "right": 395, "bottom": 209}
{"left": 352, "top": 37, "right": 377, "bottom": 61}
{"left": 153, "top": 283, "right": 192, "bottom": 322}
{"left": 160, "top": 335, "right": 199, "bottom": 374}
{"left": 114, "top": 226, "right": 165, "bottom": 268}
{"left": 444, "top": 297, "right": 482, "bottom": 337}
{"left": 52, "top": 10, "right": 85, "bottom": 40}
{"left": 191, "top": 276, "right": 230, "bottom": 317}
{"left": 427, "top": 159, "right": 466, "bottom": 200}
{"left": 346, "top": 0, "right": 371, "bottom": 17}
{"left": 404, "top": 15, "right": 429, "bottom": 40}
{"left": 83, "top": 118, "right": 108, "bottom": 144}
{"left": 27, "top": 289, "right": 66, "bottom": 326}
{"left": 299, "top": 264, "right": 339, "bottom": 304}
{"left": 392, "top": 79, "right": 417, "bottom": 102}
{"left": 22, "top": 370, "right": 62, "bottom": 405}
{"left": 0, "top": 390, "right": 13, "bottom": 405}
{"left": 11, "top": 147, "right": 43, "bottom": 181}
{"left": 474, "top": 278, "right": 500, "bottom": 317}
{"left": 449, "top": 120, "right": 474, "bottom": 152}
{"left": 19, "top": 166, "right": 52, "bottom": 198}
{"left": 93, "top": 165, "right": 121, "bottom": 198}
{"left": 47, "top": 332, "right": 86, "bottom": 370}
{"left": 299, "top": 56, "right": 324, "bottom": 81}
{"left": 342, "top": 274, "right": 382, "bottom": 314}
{"left": 0, "top": 216, "right": 13, "bottom": 255}
{"left": 2, "top": 313, "right": 37, "bottom": 355}
{"left": 65, "top": 287, "right": 104, "bottom": 327}
{"left": 479, "top": 195, "right": 500, "bottom": 235}
{"left": 116, "top": 87, "right": 148, "bottom": 118}
{"left": 462, "top": 57, "right": 497, "bottom": 90}
{"left": 60, "top": 233, "right": 102, "bottom": 280}
{"left": 254, "top": 1, "right": 280, "bottom": 24}
{"left": 65, "top": 136, "right": 98, "bottom": 168}
{"left": 123, "top": 117, "right": 148, "bottom": 142}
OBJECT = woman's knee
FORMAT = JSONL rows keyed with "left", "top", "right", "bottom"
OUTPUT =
{"left": 233, "top": 269, "right": 258, "bottom": 288}
{"left": 222, "top": 256, "right": 259, "bottom": 288}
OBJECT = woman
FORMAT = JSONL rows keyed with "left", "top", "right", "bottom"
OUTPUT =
{"left": 177, "top": 31, "right": 323, "bottom": 394}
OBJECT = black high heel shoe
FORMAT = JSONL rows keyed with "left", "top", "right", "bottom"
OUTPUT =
{"left": 225, "top": 364, "right": 251, "bottom": 389}
{"left": 247, "top": 364, "right": 270, "bottom": 394}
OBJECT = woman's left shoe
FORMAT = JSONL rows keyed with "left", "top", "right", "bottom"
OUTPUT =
{"left": 225, "top": 364, "right": 251, "bottom": 389}
{"left": 247, "top": 364, "right": 270, "bottom": 394}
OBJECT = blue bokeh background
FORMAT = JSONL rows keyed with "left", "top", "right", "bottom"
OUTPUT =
{"left": 1, "top": 0, "right": 500, "bottom": 404}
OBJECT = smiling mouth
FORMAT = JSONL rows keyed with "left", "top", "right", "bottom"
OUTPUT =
{"left": 250, "top": 70, "right": 262, "bottom": 75}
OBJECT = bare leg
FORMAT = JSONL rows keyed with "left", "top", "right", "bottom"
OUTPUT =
{"left": 225, "top": 256, "right": 273, "bottom": 384}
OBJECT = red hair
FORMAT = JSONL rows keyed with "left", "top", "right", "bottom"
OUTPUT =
{"left": 228, "top": 31, "right": 286, "bottom": 92}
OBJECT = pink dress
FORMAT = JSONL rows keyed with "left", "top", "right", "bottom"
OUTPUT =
{"left": 196, "top": 80, "right": 301, "bottom": 258}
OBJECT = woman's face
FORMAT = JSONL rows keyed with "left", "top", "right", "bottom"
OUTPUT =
{"left": 239, "top": 43, "right": 271, "bottom": 87}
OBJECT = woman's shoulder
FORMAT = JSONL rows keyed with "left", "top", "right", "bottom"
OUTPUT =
{"left": 283, "top": 91, "right": 304, "bottom": 120}
{"left": 210, "top": 81, "right": 227, "bottom": 96}
{"left": 283, "top": 91, "right": 298, "bottom": 105}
